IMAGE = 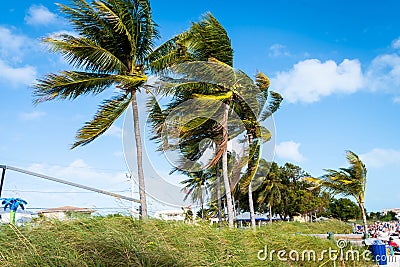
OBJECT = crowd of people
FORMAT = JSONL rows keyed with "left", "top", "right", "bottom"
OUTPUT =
{"left": 368, "top": 221, "right": 400, "bottom": 239}
{"left": 357, "top": 221, "right": 400, "bottom": 254}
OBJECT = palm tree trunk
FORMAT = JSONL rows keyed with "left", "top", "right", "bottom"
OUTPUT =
{"left": 216, "top": 161, "right": 223, "bottom": 225}
{"left": 248, "top": 182, "right": 256, "bottom": 230}
{"left": 200, "top": 186, "right": 204, "bottom": 219}
{"left": 10, "top": 210, "right": 16, "bottom": 225}
{"left": 222, "top": 103, "right": 234, "bottom": 228}
{"left": 131, "top": 90, "right": 147, "bottom": 218}
{"left": 248, "top": 135, "right": 256, "bottom": 230}
{"left": 269, "top": 205, "right": 273, "bottom": 225}
{"left": 359, "top": 202, "right": 368, "bottom": 237}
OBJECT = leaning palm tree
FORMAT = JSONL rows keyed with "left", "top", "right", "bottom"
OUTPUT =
{"left": 147, "top": 14, "right": 237, "bottom": 227}
{"left": 1, "top": 198, "right": 27, "bottom": 225}
{"left": 306, "top": 151, "right": 368, "bottom": 235}
{"left": 33, "top": 0, "right": 169, "bottom": 217}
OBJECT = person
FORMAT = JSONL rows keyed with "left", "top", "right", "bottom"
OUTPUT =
{"left": 388, "top": 237, "right": 400, "bottom": 253}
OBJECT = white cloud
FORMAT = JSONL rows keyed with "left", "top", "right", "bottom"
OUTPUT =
{"left": 19, "top": 111, "right": 46, "bottom": 121}
{"left": 0, "top": 26, "right": 32, "bottom": 62}
{"left": 0, "top": 26, "right": 37, "bottom": 86}
{"left": 275, "top": 141, "right": 306, "bottom": 162}
{"left": 46, "top": 30, "right": 79, "bottom": 40}
{"left": 272, "top": 59, "right": 364, "bottom": 103}
{"left": 27, "top": 159, "right": 127, "bottom": 187}
{"left": 360, "top": 148, "right": 400, "bottom": 168}
{"left": 104, "top": 125, "right": 123, "bottom": 138}
{"left": 25, "top": 5, "right": 58, "bottom": 26}
{"left": 392, "top": 37, "right": 400, "bottom": 49}
{"left": 269, "top": 43, "right": 290, "bottom": 57}
{"left": 393, "top": 97, "right": 400, "bottom": 103}
{"left": 0, "top": 59, "right": 37, "bottom": 87}
{"left": 366, "top": 53, "right": 400, "bottom": 92}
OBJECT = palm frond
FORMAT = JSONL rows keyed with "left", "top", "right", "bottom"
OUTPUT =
{"left": 134, "top": 0, "right": 159, "bottom": 64}
{"left": 72, "top": 93, "right": 130, "bottom": 148}
{"left": 260, "top": 91, "right": 283, "bottom": 121}
{"left": 33, "top": 71, "right": 115, "bottom": 103}
{"left": 146, "top": 95, "right": 168, "bottom": 148}
{"left": 256, "top": 72, "right": 270, "bottom": 91}
{"left": 44, "top": 35, "right": 128, "bottom": 73}
{"left": 57, "top": 0, "right": 128, "bottom": 59}
{"left": 148, "top": 34, "right": 190, "bottom": 73}
{"left": 186, "top": 13, "right": 233, "bottom": 66}
{"left": 94, "top": 1, "right": 134, "bottom": 48}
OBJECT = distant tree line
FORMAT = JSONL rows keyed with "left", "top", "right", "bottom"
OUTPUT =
{"left": 192, "top": 159, "right": 362, "bottom": 223}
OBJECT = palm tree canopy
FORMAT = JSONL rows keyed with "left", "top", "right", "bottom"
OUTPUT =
{"left": 149, "top": 12, "right": 233, "bottom": 73}
{"left": 256, "top": 161, "right": 282, "bottom": 205}
{"left": 33, "top": 0, "right": 161, "bottom": 148}
{"left": 146, "top": 14, "right": 235, "bottom": 169}
{"left": 305, "top": 150, "right": 367, "bottom": 204}
{"left": 1, "top": 198, "right": 28, "bottom": 212}
{"left": 180, "top": 169, "right": 210, "bottom": 202}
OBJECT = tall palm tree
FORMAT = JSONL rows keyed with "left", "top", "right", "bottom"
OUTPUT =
{"left": 256, "top": 162, "right": 282, "bottom": 225}
{"left": 1, "top": 198, "right": 27, "bottom": 225}
{"left": 306, "top": 151, "right": 368, "bottom": 235}
{"left": 238, "top": 73, "right": 283, "bottom": 229}
{"left": 147, "top": 14, "right": 237, "bottom": 227}
{"left": 33, "top": 0, "right": 169, "bottom": 217}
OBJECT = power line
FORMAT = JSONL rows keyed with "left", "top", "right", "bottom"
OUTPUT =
{"left": 0, "top": 165, "right": 140, "bottom": 203}
{"left": 2, "top": 190, "right": 131, "bottom": 194}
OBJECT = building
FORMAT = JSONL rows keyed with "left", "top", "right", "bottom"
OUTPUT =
{"left": 38, "top": 206, "right": 95, "bottom": 220}
{"left": 235, "top": 212, "right": 280, "bottom": 227}
{"left": 382, "top": 208, "right": 400, "bottom": 215}
{"left": 153, "top": 210, "right": 185, "bottom": 221}
{"left": 0, "top": 210, "right": 33, "bottom": 225}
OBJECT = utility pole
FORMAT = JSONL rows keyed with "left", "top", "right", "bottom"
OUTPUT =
{"left": 0, "top": 165, "right": 6, "bottom": 198}
{"left": 126, "top": 173, "right": 138, "bottom": 217}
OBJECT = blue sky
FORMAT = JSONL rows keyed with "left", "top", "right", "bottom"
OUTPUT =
{"left": 1, "top": 0, "right": 400, "bottom": 214}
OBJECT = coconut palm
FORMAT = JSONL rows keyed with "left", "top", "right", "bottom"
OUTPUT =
{"left": 239, "top": 73, "right": 282, "bottom": 229}
{"left": 1, "top": 198, "right": 27, "bottom": 225}
{"left": 256, "top": 162, "right": 282, "bottom": 224}
{"left": 221, "top": 72, "right": 282, "bottom": 228}
{"left": 180, "top": 169, "right": 211, "bottom": 218}
{"left": 147, "top": 14, "right": 237, "bottom": 227}
{"left": 33, "top": 0, "right": 173, "bottom": 217}
{"left": 306, "top": 151, "right": 368, "bottom": 235}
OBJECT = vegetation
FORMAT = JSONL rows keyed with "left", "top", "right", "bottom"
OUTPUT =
{"left": 0, "top": 217, "right": 371, "bottom": 266}
{"left": 236, "top": 161, "right": 329, "bottom": 222}
{"left": 368, "top": 211, "right": 398, "bottom": 222}
{"left": 26, "top": 0, "right": 376, "bottom": 265}
{"left": 33, "top": 0, "right": 178, "bottom": 218}
{"left": 147, "top": 12, "right": 282, "bottom": 228}
{"left": 325, "top": 198, "right": 361, "bottom": 221}
{"left": 306, "top": 151, "right": 368, "bottom": 233}
{"left": 147, "top": 15, "right": 237, "bottom": 227}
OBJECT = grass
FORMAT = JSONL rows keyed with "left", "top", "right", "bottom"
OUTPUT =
{"left": 0, "top": 216, "right": 373, "bottom": 266}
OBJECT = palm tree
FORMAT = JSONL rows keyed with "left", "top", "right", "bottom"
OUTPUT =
{"left": 180, "top": 169, "right": 210, "bottom": 218}
{"left": 33, "top": 0, "right": 170, "bottom": 217}
{"left": 306, "top": 151, "right": 368, "bottom": 235}
{"left": 147, "top": 14, "right": 236, "bottom": 227}
{"left": 1, "top": 198, "right": 27, "bottom": 225}
{"left": 238, "top": 73, "right": 283, "bottom": 229}
{"left": 256, "top": 162, "right": 282, "bottom": 225}
{"left": 182, "top": 207, "right": 193, "bottom": 223}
